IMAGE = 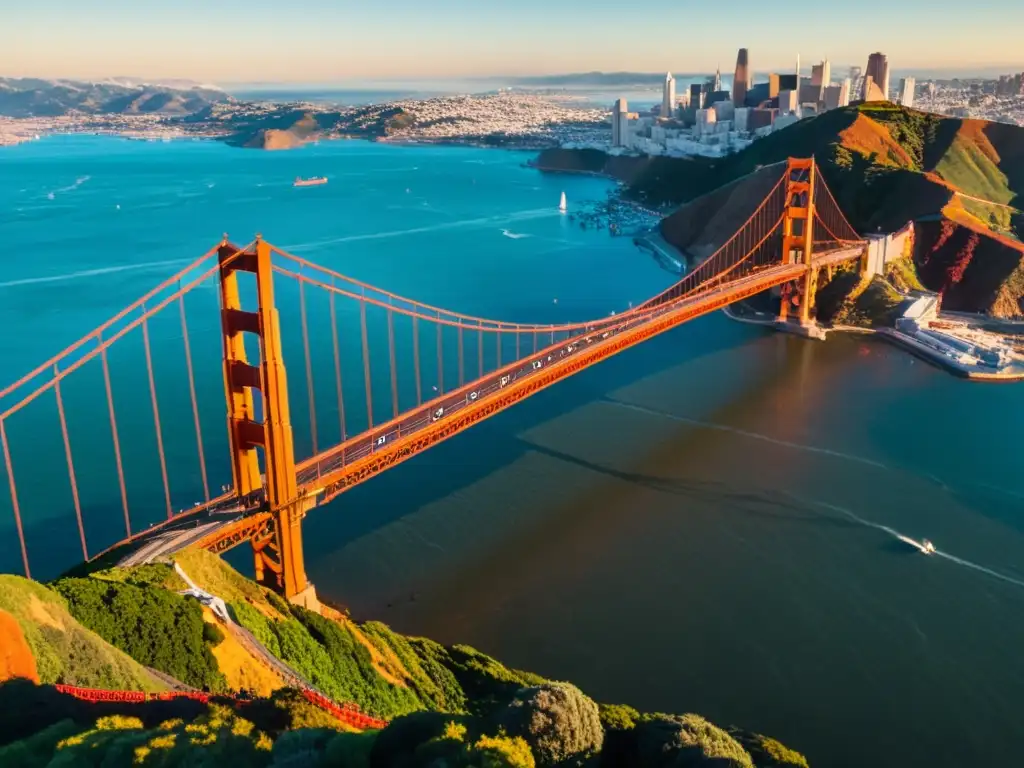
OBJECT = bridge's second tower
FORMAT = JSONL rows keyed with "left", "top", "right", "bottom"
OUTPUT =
{"left": 778, "top": 158, "right": 817, "bottom": 325}
{"left": 218, "top": 237, "right": 316, "bottom": 606}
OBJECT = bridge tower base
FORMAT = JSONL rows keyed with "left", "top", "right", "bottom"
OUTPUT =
{"left": 218, "top": 236, "right": 313, "bottom": 604}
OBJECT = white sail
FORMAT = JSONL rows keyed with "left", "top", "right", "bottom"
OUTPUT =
{"left": 559, "top": 191, "right": 567, "bottom": 212}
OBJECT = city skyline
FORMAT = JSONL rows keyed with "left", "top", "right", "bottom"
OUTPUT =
{"left": 2, "top": 0, "right": 1023, "bottom": 82}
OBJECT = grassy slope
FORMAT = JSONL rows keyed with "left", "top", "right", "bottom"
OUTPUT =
{"left": 0, "top": 575, "right": 164, "bottom": 691}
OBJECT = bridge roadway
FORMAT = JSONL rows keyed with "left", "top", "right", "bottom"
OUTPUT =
{"left": 110, "top": 246, "right": 863, "bottom": 566}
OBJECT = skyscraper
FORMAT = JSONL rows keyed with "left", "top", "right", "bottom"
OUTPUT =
{"left": 662, "top": 73, "right": 676, "bottom": 119}
{"left": 611, "top": 98, "right": 630, "bottom": 148}
{"left": 690, "top": 83, "right": 705, "bottom": 110}
{"left": 863, "top": 52, "right": 890, "bottom": 101}
{"left": 899, "top": 77, "right": 916, "bottom": 108}
{"left": 811, "top": 60, "right": 831, "bottom": 88}
{"left": 733, "top": 48, "right": 751, "bottom": 107}
{"left": 713, "top": 66, "right": 722, "bottom": 93}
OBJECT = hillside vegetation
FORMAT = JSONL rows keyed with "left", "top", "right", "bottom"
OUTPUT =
{"left": 0, "top": 575, "right": 164, "bottom": 692}
{"left": 0, "top": 553, "right": 811, "bottom": 767}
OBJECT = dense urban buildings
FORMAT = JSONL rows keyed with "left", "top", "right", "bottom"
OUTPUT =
{"left": 601, "top": 47, "right": 928, "bottom": 158}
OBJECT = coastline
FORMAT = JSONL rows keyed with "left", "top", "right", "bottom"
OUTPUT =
{"left": 722, "top": 304, "right": 1024, "bottom": 381}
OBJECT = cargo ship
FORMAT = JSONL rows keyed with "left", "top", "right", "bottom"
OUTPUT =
{"left": 293, "top": 176, "right": 328, "bottom": 187}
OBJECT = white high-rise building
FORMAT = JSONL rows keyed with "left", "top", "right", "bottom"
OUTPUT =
{"left": 811, "top": 59, "right": 831, "bottom": 88}
{"left": 611, "top": 98, "right": 630, "bottom": 148}
{"left": 662, "top": 73, "right": 676, "bottom": 119}
{"left": 899, "top": 77, "right": 916, "bottom": 108}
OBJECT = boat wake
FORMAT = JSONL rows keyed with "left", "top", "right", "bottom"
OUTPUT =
{"left": 284, "top": 208, "right": 555, "bottom": 252}
{"left": 501, "top": 229, "right": 530, "bottom": 240}
{"left": 47, "top": 176, "right": 91, "bottom": 199}
{"left": 0, "top": 259, "right": 193, "bottom": 290}
{"left": 813, "top": 500, "right": 1024, "bottom": 590}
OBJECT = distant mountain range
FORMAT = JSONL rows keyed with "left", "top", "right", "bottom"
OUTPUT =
{"left": 0, "top": 78, "right": 231, "bottom": 118}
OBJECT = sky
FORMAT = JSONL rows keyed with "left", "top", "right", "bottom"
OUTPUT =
{"left": 2, "top": 0, "right": 1022, "bottom": 84}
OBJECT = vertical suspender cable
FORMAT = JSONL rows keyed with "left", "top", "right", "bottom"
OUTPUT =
{"left": 458, "top": 325, "right": 464, "bottom": 387}
{"left": 478, "top": 321, "right": 484, "bottom": 379}
{"left": 533, "top": 331, "right": 538, "bottom": 355}
{"left": 100, "top": 339, "right": 131, "bottom": 537}
{"left": 436, "top": 314, "right": 444, "bottom": 395}
{"left": 329, "top": 284, "right": 346, "bottom": 441}
{"left": 141, "top": 307, "right": 173, "bottom": 520}
{"left": 1, "top": 420, "right": 30, "bottom": 578}
{"left": 387, "top": 306, "right": 398, "bottom": 419}
{"left": 515, "top": 330, "right": 520, "bottom": 361}
{"left": 54, "top": 363, "right": 87, "bottom": 560}
{"left": 178, "top": 293, "right": 209, "bottom": 503}
{"left": 360, "top": 293, "right": 373, "bottom": 429}
{"left": 496, "top": 324, "right": 501, "bottom": 368}
{"left": 299, "top": 269, "right": 318, "bottom": 454}
{"left": 413, "top": 315, "right": 422, "bottom": 406}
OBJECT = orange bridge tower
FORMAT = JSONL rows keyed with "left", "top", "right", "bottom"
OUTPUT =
{"left": 217, "top": 236, "right": 318, "bottom": 607}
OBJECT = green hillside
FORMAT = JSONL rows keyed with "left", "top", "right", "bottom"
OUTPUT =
{"left": 0, "top": 575, "right": 164, "bottom": 692}
{"left": 0, "top": 554, "right": 811, "bottom": 767}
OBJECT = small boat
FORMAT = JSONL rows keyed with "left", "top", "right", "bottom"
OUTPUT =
{"left": 921, "top": 539, "right": 936, "bottom": 555}
{"left": 559, "top": 191, "right": 567, "bottom": 213}
{"left": 294, "top": 176, "right": 328, "bottom": 187}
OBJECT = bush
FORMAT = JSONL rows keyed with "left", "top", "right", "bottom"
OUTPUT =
{"left": 729, "top": 731, "right": 809, "bottom": 768}
{"left": 499, "top": 683, "right": 603, "bottom": 767}
{"left": 432, "top": 643, "right": 546, "bottom": 716}
{"left": 53, "top": 577, "right": 226, "bottom": 692}
{"left": 203, "top": 622, "right": 226, "bottom": 646}
{"left": 472, "top": 732, "right": 536, "bottom": 768}
{"left": 598, "top": 703, "right": 640, "bottom": 732}
{"left": 636, "top": 714, "right": 753, "bottom": 768}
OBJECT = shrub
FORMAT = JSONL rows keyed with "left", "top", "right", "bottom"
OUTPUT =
{"left": 472, "top": 732, "right": 536, "bottom": 768}
{"left": 729, "top": 731, "right": 809, "bottom": 768}
{"left": 431, "top": 643, "right": 546, "bottom": 715}
{"left": 499, "top": 683, "right": 603, "bottom": 767}
{"left": 203, "top": 622, "right": 226, "bottom": 646}
{"left": 598, "top": 703, "right": 640, "bottom": 732}
{"left": 324, "top": 731, "right": 376, "bottom": 768}
{"left": 636, "top": 714, "right": 753, "bottom": 768}
{"left": 52, "top": 577, "right": 226, "bottom": 692}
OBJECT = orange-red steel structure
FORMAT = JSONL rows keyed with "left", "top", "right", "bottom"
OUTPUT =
{"left": 0, "top": 159, "right": 866, "bottom": 602}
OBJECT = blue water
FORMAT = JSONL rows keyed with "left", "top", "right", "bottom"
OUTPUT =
{"left": 3, "top": 136, "right": 1024, "bottom": 768}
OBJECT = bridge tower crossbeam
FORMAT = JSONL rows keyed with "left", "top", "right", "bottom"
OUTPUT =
{"left": 217, "top": 237, "right": 316, "bottom": 607}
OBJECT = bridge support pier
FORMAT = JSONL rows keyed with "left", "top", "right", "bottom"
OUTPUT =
{"left": 218, "top": 236, "right": 313, "bottom": 605}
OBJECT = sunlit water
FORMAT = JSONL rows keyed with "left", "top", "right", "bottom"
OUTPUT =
{"left": 2, "top": 137, "right": 1024, "bottom": 768}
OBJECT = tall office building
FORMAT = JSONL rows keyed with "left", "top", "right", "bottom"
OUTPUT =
{"left": 662, "top": 73, "right": 677, "bottom": 119}
{"left": 862, "top": 76, "right": 886, "bottom": 102}
{"left": 690, "top": 83, "right": 705, "bottom": 110}
{"left": 733, "top": 48, "right": 751, "bottom": 106}
{"left": 713, "top": 65, "right": 722, "bottom": 93}
{"left": 769, "top": 73, "right": 781, "bottom": 99}
{"left": 823, "top": 79, "right": 851, "bottom": 110}
{"left": 611, "top": 98, "right": 630, "bottom": 148}
{"left": 898, "top": 77, "right": 916, "bottom": 108}
{"left": 811, "top": 60, "right": 831, "bottom": 88}
{"left": 863, "top": 52, "right": 890, "bottom": 101}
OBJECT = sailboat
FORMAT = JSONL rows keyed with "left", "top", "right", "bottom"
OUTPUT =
{"left": 559, "top": 191, "right": 567, "bottom": 213}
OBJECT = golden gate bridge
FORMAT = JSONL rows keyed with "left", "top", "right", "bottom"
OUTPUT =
{"left": 0, "top": 158, "right": 865, "bottom": 605}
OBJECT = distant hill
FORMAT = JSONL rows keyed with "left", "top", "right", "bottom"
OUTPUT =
{"left": 0, "top": 77, "right": 231, "bottom": 117}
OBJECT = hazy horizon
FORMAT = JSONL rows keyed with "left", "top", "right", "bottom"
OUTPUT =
{"left": 3, "top": 0, "right": 1022, "bottom": 83}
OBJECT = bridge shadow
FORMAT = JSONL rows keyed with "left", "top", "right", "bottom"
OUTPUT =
{"left": 519, "top": 441, "right": 856, "bottom": 528}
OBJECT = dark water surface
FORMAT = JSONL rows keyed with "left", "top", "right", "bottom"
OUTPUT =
{"left": 2, "top": 137, "right": 1023, "bottom": 768}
